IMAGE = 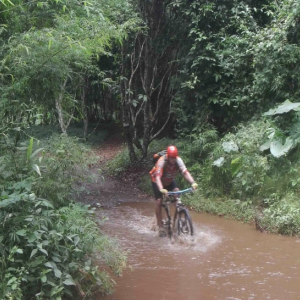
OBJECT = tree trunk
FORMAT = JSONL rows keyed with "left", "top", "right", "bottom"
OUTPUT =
{"left": 141, "top": 37, "right": 152, "bottom": 158}
{"left": 120, "top": 46, "right": 137, "bottom": 162}
{"left": 55, "top": 96, "right": 67, "bottom": 135}
{"left": 119, "top": 0, "right": 179, "bottom": 159}
{"left": 82, "top": 76, "right": 88, "bottom": 140}
{"left": 55, "top": 79, "right": 72, "bottom": 135}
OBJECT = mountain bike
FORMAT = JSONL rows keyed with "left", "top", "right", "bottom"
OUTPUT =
{"left": 161, "top": 188, "right": 194, "bottom": 238}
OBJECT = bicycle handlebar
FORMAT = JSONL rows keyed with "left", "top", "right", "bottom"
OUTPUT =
{"left": 167, "top": 188, "right": 193, "bottom": 196}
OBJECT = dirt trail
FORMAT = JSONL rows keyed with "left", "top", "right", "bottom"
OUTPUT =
{"left": 78, "top": 131, "right": 151, "bottom": 208}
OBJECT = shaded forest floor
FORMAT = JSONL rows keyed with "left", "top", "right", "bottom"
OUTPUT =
{"left": 77, "top": 128, "right": 151, "bottom": 208}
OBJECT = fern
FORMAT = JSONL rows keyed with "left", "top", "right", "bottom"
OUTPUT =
{"left": 289, "top": 119, "right": 300, "bottom": 144}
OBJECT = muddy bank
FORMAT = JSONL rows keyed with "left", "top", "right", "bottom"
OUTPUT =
{"left": 78, "top": 172, "right": 150, "bottom": 208}
{"left": 76, "top": 131, "right": 151, "bottom": 208}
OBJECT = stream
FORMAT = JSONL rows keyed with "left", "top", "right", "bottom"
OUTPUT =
{"left": 97, "top": 201, "right": 300, "bottom": 300}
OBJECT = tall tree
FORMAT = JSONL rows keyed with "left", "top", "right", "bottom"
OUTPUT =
{"left": 120, "top": 0, "right": 187, "bottom": 160}
{"left": 0, "top": 0, "right": 138, "bottom": 134}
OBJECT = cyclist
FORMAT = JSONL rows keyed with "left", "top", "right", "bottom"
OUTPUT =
{"left": 150, "top": 145, "right": 198, "bottom": 237}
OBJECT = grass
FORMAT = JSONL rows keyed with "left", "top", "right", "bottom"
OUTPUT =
{"left": 183, "top": 191, "right": 255, "bottom": 223}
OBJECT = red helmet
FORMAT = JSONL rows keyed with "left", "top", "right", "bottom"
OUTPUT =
{"left": 167, "top": 145, "right": 178, "bottom": 158}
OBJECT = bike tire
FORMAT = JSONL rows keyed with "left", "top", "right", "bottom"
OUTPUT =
{"left": 176, "top": 208, "right": 194, "bottom": 236}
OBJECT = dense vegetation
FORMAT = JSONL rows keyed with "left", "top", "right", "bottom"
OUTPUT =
{"left": 2, "top": 0, "right": 300, "bottom": 298}
{"left": 106, "top": 0, "right": 300, "bottom": 236}
{"left": 0, "top": 0, "right": 133, "bottom": 298}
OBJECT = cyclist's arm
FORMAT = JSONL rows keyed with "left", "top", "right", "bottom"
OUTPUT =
{"left": 176, "top": 157, "right": 195, "bottom": 185}
{"left": 183, "top": 170, "right": 195, "bottom": 185}
{"left": 154, "top": 157, "right": 166, "bottom": 192}
{"left": 155, "top": 176, "right": 164, "bottom": 191}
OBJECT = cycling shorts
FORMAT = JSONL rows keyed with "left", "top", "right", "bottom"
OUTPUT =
{"left": 152, "top": 180, "right": 178, "bottom": 200}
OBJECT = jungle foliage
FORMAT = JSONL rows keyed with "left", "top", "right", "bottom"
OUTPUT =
{"left": 0, "top": 133, "right": 127, "bottom": 299}
{"left": 0, "top": 0, "right": 133, "bottom": 298}
{"left": 2, "top": 0, "right": 300, "bottom": 298}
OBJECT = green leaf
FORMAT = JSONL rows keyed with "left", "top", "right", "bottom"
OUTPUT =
{"left": 52, "top": 256, "right": 61, "bottom": 263}
{"left": 63, "top": 279, "right": 76, "bottom": 286}
{"left": 212, "top": 157, "right": 225, "bottom": 167}
{"left": 45, "top": 262, "right": 53, "bottom": 268}
{"left": 39, "top": 248, "right": 48, "bottom": 256}
{"left": 30, "top": 148, "right": 44, "bottom": 159}
{"left": 48, "top": 39, "right": 52, "bottom": 50}
{"left": 259, "top": 140, "right": 271, "bottom": 151}
{"left": 222, "top": 141, "right": 239, "bottom": 153}
{"left": 0, "top": 195, "right": 22, "bottom": 208}
{"left": 7, "top": 278, "right": 16, "bottom": 285}
{"left": 28, "top": 233, "right": 37, "bottom": 243}
{"left": 54, "top": 268, "right": 62, "bottom": 278}
{"left": 32, "top": 164, "right": 42, "bottom": 176}
{"left": 29, "top": 255, "right": 45, "bottom": 267}
{"left": 270, "top": 137, "right": 294, "bottom": 157}
{"left": 16, "top": 229, "right": 27, "bottom": 236}
{"left": 263, "top": 100, "right": 300, "bottom": 116}
{"left": 27, "top": 138, "right": 34, "bottom": 162}
{"left": 56, "top": 150, "right": 65, "bottom": 154}
{"left": 30, "top": 249, "right": 38, "bottom": 259}
{"left": 50, "top": 286, "right": 64, "bottom": 297}
{"left": 231, "top": 157, "right": 242, "bottom": 177}
{"left": 74, "top": 235, "right": 80, "bottom": 246}
{"left": 1, "top": 170, "right": 13, "bottom": 179}
{"left": 23, "top": 181, "right": 32, "bottom": 191}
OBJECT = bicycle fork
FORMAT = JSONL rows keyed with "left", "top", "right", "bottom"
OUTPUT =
{"left": 176, "top": 199, "right": 189, "bottom": 234}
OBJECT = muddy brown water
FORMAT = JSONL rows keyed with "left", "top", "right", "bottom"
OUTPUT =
{"left": 97, "top": 201, "right": 300, "bottom": 300}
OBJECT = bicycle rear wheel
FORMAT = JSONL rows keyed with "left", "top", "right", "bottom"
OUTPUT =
{"left": 176, "top": 208, "right": 194, "bottom": 236}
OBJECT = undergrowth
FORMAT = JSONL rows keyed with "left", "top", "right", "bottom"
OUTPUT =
{"left": 0, "top": 128, "right": 126, "bottom": 299}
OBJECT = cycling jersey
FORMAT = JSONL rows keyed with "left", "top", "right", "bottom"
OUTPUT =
{"left": 150, "top": 155, "right": 188, "bottom": 186}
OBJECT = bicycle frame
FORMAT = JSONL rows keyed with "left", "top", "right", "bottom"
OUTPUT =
{"left": 162, "top": 188, "right": 194, "bottom": 238}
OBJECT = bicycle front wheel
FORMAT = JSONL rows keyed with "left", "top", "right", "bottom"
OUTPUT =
{"left": 176, "top": 208, "right": 194, "bottom": 236}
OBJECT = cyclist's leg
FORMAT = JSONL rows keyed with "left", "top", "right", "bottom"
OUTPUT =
{"left": 155, "top": 198, "right": 163, "bottom": 227}
{"left": 152, "top": 182, "right": 166, "bottom": 237}
{"left": 168, "top": 180, "right": 179, "bottom": 193}
{"left": 168, "top": 180, "right": 179, "bottom": 205}
{"left": 165, "top": 180, "right": 179, "bottom": 231}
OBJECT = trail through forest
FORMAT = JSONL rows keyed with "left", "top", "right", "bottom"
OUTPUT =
{"left": 78, "top": 131, "right": 151, "bottom": 208}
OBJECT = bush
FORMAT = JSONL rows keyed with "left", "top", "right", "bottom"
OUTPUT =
{"left": 0, "top": 198, "right": 126, "bottom": 299}
{"left": 183, "top": 191, "right": 255, "bottom": 223}
{"left": 35, "top": 134, "right": 98, "bottom": 206}
{"left": 262, "top": 198, "right": 300, "bottom": 235}
{"left": 0, "top": 134, "right": 126, "bottom": 299}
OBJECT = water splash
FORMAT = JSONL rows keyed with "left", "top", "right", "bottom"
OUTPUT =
{"left": 97, "top": 203, "right": 221, "bottom": 254}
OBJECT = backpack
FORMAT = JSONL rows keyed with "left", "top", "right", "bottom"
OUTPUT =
{"left": 152, "top": 150, "right": 167, "bottom": 164}
{"left": 149, "top": 150, "right": 167, "bottom": 177}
